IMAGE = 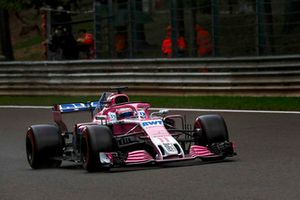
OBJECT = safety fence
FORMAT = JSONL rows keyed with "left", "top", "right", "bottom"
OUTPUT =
{"left": 0, "top": 56, "right": 299, "bottom": 96}
{"left": 40, "top": 0, "right": 300, "bottom": 61}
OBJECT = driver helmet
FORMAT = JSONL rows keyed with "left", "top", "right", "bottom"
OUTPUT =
{"left": 117, "top": 108, "right": 135, "bottom": 119}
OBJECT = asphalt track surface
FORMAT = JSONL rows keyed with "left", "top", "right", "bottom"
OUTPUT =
{"left": 1, "top": 108, "right": 300, "bottom": 200}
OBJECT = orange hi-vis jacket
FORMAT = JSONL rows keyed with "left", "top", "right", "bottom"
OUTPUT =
{"left": 162, "top": 36, "right": 187, "bottom": 57}
{"left": 196, "top": 26, "right": 212, "bottom": 56}
{"left": 80, "top": 33, "right": 94, "bottom": 46}
{"left": 115, "top": 33, "right": 126, "bottom": 53}
{"left": 79, "top": 33, "right": 95, "bottom": 59}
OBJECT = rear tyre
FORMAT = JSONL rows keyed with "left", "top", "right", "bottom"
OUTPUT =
{"left": 194, "top": 114, "right": 229, "bottom": 145}
{"left": 26, "top": 124, "right": 63, "bottom": 169}
{"left": 82, "top": 125, "right": 114, "bottom": 172}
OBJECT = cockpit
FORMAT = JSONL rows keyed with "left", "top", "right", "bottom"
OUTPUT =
{"left": 93, "top": 91, "right": 130, "bottom": 115}
{"left": 107, "top": 94, "right": 129, "bottom": 105}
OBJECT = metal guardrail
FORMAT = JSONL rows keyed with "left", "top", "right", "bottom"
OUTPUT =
{"left": 0, "top": 56, "right": 300, "bottom": 96}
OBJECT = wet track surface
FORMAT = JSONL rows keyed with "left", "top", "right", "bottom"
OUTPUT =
{"left": 1, "top": 108, "right": 300, "bottom": 200}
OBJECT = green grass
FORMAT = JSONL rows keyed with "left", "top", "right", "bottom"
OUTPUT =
{"left": 0, "top": 96, "right": 299, "bottom": 111}
{"left": 13, "top": 36, "right": 42, "bottom": 50}
{"left": 19, "top": 52, "right": 43, "bottom": 61}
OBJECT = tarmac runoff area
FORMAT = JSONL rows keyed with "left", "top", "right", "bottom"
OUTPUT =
{"left": 0, "top": 107, "right": 300, "bottom": 200}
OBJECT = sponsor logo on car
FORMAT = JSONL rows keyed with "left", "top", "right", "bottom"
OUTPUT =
{"left": 141, "top": 120, "right": 163, "bottom": 127}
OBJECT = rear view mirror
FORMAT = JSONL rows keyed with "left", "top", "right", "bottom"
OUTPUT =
{"left": 159, "top": 109, "right": 169, "bottom": 114}
{"left": 150, "top": 109, "right": 169, "bottom": 118}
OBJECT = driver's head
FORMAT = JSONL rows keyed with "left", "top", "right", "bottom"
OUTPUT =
{"left": 117, "top": 108, "right": 134, "bottom": 119}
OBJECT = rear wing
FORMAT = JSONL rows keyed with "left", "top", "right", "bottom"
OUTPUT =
{"left": 52, "top": 101, "right": 100, "bottom": 133}
{"left": 53, "top": 101, "right": 99, "bottom": 113}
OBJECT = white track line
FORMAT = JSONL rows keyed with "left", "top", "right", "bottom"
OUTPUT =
{"left": 0, "top": 105, "right": 52, "bottom": 109}
{"left": 152, "top": 108, "right": 300, "bottom": 114}
{"left": 0, "top": 105, "right": 299, "bottom": 114}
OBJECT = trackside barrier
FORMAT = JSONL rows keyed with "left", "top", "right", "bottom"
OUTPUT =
{"left": 0, "top": 56, "right": 300, "bottom": 96}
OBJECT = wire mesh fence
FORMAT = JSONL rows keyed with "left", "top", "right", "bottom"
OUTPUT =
{"left": 41, "top": 7, "right": 94, "bottom": 60}
{"left": 43, "top": 0, "right": 300, "bottom": 60}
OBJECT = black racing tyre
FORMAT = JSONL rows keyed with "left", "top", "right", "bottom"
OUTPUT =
{"left": 163, "top": 118, "right": 175, "bottom": 130}
{"left": 26, "top": 124, "right": 63, "bottom": 169}
{"left": 82, "top": 125, "right": 114, "bottom": 172}
{"left": 194, "top": 114, "right": 229, "bottom": 145}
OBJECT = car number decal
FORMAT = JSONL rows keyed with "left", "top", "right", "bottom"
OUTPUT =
{"left": 163, "top": 143, "right": 177, "bottom": 153}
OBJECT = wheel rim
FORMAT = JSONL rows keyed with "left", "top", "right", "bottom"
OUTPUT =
{"left": 193, "top": 118, "right": 207, "bottom": 146}
{"left": 194, "top": 118, "right": 202, "bottom": 129}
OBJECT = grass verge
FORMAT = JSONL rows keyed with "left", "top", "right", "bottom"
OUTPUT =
{"left": 0, "top": 96, "right": 299, "bottom": 111}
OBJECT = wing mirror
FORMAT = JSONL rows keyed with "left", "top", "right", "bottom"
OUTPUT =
{"left": 159, "top": 109, "right": 169, "bottom": 114}
{"left": 150, "top": 109, "right": 169, "bottom": 118}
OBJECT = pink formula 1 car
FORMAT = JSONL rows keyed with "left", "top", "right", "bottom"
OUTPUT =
{"left": 26, "top": 87, "right": 236, "bottom": 172}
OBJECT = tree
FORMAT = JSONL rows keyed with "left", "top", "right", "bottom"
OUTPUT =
{"left": 0, "top": 0, "right": 81, "bottom": 60}
{"left": 0, "top": 1, "right": 41, "bottom": 61}
{"left": 0, "top": 9, "right": 14, "bottom": 61}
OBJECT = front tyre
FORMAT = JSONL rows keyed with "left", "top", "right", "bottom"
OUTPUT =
{"left": 194, "top": 114, "right": 229, "bottom": 145}
{"left": 26, "top": 124, "right": 63, "bottom": 169}
{"left": 82, "top": 125, "right": 114, "bottom": 172}
{"left": 194, "top": 114, "right": 235, "bottom": 156}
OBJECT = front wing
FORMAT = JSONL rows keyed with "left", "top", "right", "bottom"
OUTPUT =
{"left": 100, "top": 144, "right": 235, "bottom": 166}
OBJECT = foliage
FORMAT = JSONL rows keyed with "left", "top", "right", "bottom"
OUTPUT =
{"left": 0, "top": 0, "right": 80, "bottom": 11}
{"left": 13, "top": 35, "right": 42, "bottom": 50}
{"left": 0, "top": 0, "right": 38, "bottom": 11}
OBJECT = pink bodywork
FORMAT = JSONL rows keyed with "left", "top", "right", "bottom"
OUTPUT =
{"left": 125, "top": 150, "right": 154, "bottom": 164}
{"left": 94, "top": 102, "right": 215, "bottom": 164}
{"left": 53, "top": 93, "right": 218, "bottom": 166}
{"left": 121, "top": 145, "right": 215, "bottom": 165}
{"left": 94, "top": 102, "right": 151, "bottom": 135}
